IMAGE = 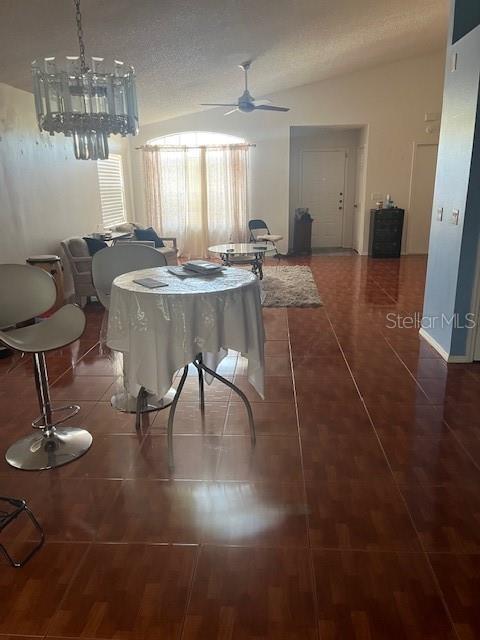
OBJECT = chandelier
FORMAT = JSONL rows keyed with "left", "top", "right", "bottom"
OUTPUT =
{"left": 31, "top": 0, "right": 139, "bottom": 160}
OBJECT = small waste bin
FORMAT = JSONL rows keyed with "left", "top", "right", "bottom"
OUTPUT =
{"left": 26, "top": 255, "right": 65, "bottom": 312}
{"left": 292, "top": 208, "right": 314, "bottom": 255}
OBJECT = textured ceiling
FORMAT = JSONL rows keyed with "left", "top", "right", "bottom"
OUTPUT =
{"left": 0, "top": 0, "right": 449, "bottom": 124}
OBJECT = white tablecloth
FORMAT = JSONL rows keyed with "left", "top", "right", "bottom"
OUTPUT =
{"left": 106, "top": 266, "right": 265, "bottom": 399}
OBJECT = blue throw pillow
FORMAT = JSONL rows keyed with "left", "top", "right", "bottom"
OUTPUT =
{"left": 134, "top": 227, "right": 165, "bottom": 248}
{"left": 83, "top": 237, "right": 108, "bottom": 255}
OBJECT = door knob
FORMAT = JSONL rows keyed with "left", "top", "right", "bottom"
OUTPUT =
{"left": 338, "top": 206, "right": 343, "bottom": 210}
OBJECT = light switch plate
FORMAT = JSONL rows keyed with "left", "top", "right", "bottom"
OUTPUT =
{"left": 371, "top": 192, "right": 383, "bottom": 201}
{"left": 437, "top": 207, "right": 443, "bottom": 221}
{"left": 451, "top": 209, "right": 460, "bottom": 225}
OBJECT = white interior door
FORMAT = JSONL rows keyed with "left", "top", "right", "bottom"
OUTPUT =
{"left": 407, "top": 143, "right": 438, "bottom": 254}
{"left": 301, "top": 149, "right": 346, "bottom": 247}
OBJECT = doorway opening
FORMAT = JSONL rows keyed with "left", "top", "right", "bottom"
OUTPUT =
{"left": 406, "top": 142, "right": 439, "bottom": 255}
{"left": 288, "top": 125, "right": 367, "bottom": 253}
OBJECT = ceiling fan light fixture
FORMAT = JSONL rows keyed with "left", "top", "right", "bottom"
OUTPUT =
{"left": 31, "top": 0, "right": 139, "bottom": 160}
{"left": 201, "top": 60, "right": 290, "bottom": 116}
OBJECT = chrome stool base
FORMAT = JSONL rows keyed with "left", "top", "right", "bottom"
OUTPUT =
{"left": 5, "top": 426, "right": 92, "bottom": 471}
{"left": 111, "top": 387, "right": 176, "bottom": 414}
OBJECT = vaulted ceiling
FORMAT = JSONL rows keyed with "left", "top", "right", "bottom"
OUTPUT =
{"left": 0, "top": 0, "right": 449, "bottom": 124}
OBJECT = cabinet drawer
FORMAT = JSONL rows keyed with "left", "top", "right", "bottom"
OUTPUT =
{"left": 372, "top": 241, "right": 401, "bottom": 258}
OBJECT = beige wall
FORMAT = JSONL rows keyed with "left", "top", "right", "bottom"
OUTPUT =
{"left": 0, "top": 82, "right": 133, "bottom": 265}
{"left": 131, "top": 50, "right": 445, "bottom": 254}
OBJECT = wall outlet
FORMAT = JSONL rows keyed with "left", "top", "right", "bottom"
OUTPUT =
{"left": 425, "top": 112, "right": 441, "bottom": 122}
{"left": 437, "top": 207, "right": 443, "bottom": 221}
{"left": 451, "top": 209, "right": 460, "bottom": 225}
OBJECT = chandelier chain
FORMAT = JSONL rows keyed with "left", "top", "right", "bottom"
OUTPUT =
{"left": 74, "top": 0, "right": 87, "bottom": 72}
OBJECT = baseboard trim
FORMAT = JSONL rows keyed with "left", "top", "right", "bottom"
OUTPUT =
{"left": 418, "top": 328, "right": 472, "bottom": 363}
{"left": 447, "top": 354, "right": 472, "bottom": 363}
{"left": 419, "top": 328, "right": 449, "bottom": 360}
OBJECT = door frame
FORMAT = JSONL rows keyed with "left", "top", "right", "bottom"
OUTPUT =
{"left": 467, "top": 234, "right": 480, "bottom": 361}
{"left": 406, "top": 141, "right": 439, "bottom": 255}
{"left": 353, "top": 144, "right": 366, "bottom": 254}
{"left": 299, "top": 147, "right": 349, "bottom": 247}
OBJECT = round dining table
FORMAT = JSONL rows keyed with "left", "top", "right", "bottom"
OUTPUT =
{"left": 106, "top": 265, "right": 265, "bottom": 463}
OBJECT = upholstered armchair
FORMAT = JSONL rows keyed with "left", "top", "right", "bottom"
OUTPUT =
{"left": 60, "top": 237, "right": 96, "bottom": 306}
{"left": 111, "top": 222, "right": 178, "bottom": 266}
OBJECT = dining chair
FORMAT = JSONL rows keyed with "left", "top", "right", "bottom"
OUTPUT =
{"left": 60, "top": 237, "right": 96, "bottom": 306}
{"left": 248, "top": 219, "right": 283, "bottom": 257}
{"left": 92, "top": 244, "right": 175, "bottom": 419}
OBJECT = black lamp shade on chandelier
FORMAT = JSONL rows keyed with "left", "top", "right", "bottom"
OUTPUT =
{"left": 31, "top": 0, "right": 139, "bottom": 160}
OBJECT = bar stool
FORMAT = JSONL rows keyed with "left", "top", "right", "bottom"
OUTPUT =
{"left": 0, "top": 264, "right": 92, "bottom": 470}
{"left": 92, "top": 244, "right": 176, "bottom": 420}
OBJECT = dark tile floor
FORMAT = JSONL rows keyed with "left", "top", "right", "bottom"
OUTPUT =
{"left": 1, "top": 255, "right": 480, "bottom": 639}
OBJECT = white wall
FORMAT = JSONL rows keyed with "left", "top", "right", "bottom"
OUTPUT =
{"left": 131, "top": 50, "right": 445, "bottom": 254}
{"left": 0, "top": 83, "right": 133, "bottom": 265}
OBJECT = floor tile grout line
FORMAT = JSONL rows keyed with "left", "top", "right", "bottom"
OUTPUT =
{"left": 178, "top": 543, "right": 202, "bottom": 640}
{"left": 91, "top": 477, "right": 126, "bottom": 544}
{"left": 386, "top": 340, "right": 480, "bottom": 474}
{"left": 370, "top": 272, "right": 402, "bottom": 306}
{"left": 22, "top": 539, "right": 480, "bottom": 554}
{"left": 49, "top": 338, "right": 103, "bottom": 387}
{"left": 385, "top": 337, "right": 442, "bottom": 397}
{"left": 286, "top": 309, "right": 321, "bottom": 640}
{"left": 437, "top": 416, "right": 480, "bottom": 473}
{"left": 41, "top": 541, "right": 93, "bottom": 639}
{"left": 324, "top": 309, "right": 462, "bottom": 640}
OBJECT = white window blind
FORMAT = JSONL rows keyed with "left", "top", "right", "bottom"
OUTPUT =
{"left": 97, "top": 154, "right": 127, "bottom": 228}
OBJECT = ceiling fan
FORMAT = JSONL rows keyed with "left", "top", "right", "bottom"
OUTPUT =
{"left": 201, "top": 61, "right": 290, "bottom": 115}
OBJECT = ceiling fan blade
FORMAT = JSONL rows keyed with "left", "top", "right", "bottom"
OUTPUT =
{"left": 224, "top": 108, "right": 239, "bottom": 116}
{"left": 254, "top": 104, "right": 290, "bottom": 112}
{"left": 200, "top": 103, "right": 238, "bottom": 107}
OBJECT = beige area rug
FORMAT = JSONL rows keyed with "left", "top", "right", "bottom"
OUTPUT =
{"left": 261, "top": 266, "right": 322, "bottom": 307}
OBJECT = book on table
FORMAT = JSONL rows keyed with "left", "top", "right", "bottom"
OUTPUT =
{"left": 183, "top": 260, "right": 222, "bottom": 274}
{"left": 133, "top": 277, "right": 168, "bottom": 289}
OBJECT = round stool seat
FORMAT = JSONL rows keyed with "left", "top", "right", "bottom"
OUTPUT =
{"left": 0, "top": 305, "right": 85, "bottom": 353}
{"left": 26, "top": 255, "right": 61, "bottom": 264}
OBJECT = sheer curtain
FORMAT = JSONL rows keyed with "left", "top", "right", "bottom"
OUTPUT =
{"left": 143, "top": 144, "right": 250, "bottom": 258}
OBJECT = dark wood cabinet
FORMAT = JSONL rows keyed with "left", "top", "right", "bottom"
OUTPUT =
{"left": 368, "top": 208, "right": 404, "bottom": 258}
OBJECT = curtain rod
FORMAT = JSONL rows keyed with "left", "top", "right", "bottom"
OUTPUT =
{"left": 136, "top": 143, "right": 256, "bottom": 150}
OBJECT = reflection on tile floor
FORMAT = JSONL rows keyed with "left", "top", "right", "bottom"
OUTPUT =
{"left": 1, "top": 255, "right": 480, "bottom": 639}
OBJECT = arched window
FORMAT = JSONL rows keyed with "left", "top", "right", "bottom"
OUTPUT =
{"left": 143, "top": 131, "right": 251, "bottom": 258}
{"left": 147, "top": 131, "right": 246, "bottom": 147}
